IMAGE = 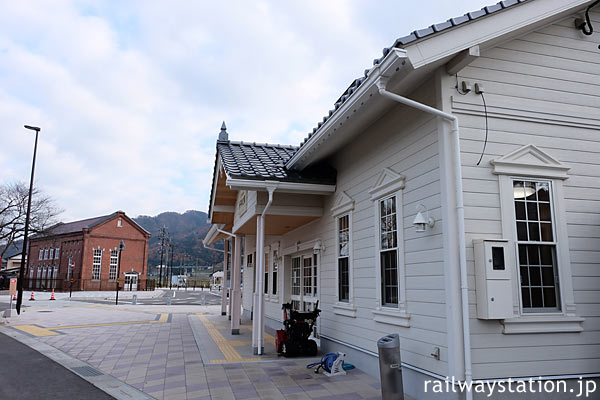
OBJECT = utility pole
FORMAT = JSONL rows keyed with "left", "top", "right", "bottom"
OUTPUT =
{"left": 158, "top": 226, "right": 167, "bottom": 287}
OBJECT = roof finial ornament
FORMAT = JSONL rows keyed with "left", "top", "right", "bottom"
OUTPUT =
{"left": 218, "top": 121, "right": 229, "bottom": 142}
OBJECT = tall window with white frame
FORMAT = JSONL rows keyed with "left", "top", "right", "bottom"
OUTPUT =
{"left": 264, "top": 253, "right": 269, "bottom": 294}
{"left": 272, "top": 251, "right": 278, "bottom": 296}
{"left": 513, "top": 180, "right": 560, "bottom": 312}
{"left": 109, "top": 249, "right": 118, "bottom": 281}
{"left": 291, "top": 257, "right": 301, "bottom": 310}
{"left": 338, "top": 214, "right": 350, "bottom": 303}
{"left": 380, "top": 196, "right": 398, "bottom": 306}
{"left": 92, "top": 249, "right": 102, "bottom": 280}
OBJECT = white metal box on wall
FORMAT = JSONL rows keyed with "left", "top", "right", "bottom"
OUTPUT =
{"left": 474, "top": 239, "right": 513, "bottom": 319}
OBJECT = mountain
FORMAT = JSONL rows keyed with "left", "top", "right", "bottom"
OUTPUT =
{"left": 133, "top": 210, "right": 223, "bottom": 268}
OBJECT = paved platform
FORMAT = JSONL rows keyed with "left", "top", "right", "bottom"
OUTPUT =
{"left": 1, "top": 302, "right": 383, "bottom": 399}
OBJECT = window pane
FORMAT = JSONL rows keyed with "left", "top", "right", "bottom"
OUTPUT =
{"left": 515, "top": 201, "right": 526, "bottom": 220}
{"left": 525, "top": 181, "right": 537, "bottom": 201}
{"left": 521, "top": 288, "right": 531, "bottom": 308}
{"left": 529, "top": 267, "right": 541, "bottom": 286}
{"left": 526, "top": 202, "right": 538, "bottom": 221}
{"left": 540, "top": 246, "right": 553, "bottom": 265}
{"left": 543, "top": 288, "right": 557, "bottom": 308}
{"left": 541, "top": 223, "right": 553, "bottom": 242}
{"left": 541, "top": 266, "right": 555, "bottom": 286}
{"left": 531, "top": 288, "right": 543, "bottom": 308}
{"left": 520, "top": 267, "right": 529, "bottom": 285}
{"left": 537, "top": 182, "right": 550, "bottom": 201}
{"left": 539, "top": 203, "right": 551, "bottom": 221}
{"left": 528, "top": 222, "right": 540, "bottom": 241}
{"left": 381, "top": 250, "right": 398, "bottom": 305}
{"left": 517, "top": 222, "right": 528, "bottom": 241}
{"left": 527, "top": 245, "right": 539, "bottom": 265}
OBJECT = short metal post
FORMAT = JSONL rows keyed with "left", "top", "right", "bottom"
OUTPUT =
{"left": 377, "top": 334, "right": 404, "bottom": 400}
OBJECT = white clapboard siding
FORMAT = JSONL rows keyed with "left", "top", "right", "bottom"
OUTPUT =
{"left": 455, "top": 16, "right": 600, "bottom": 379}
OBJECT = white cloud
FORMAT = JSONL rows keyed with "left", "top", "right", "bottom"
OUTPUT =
{"left": 0, "top": 0, "right": 493, "bottom": 221}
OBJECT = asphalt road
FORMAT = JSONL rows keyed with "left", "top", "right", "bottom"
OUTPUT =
{"left": 70, "top": 289, "right": 223, "bottom": 306}
{"left": 0, "top": 332, "right": 114, "bottom": 400}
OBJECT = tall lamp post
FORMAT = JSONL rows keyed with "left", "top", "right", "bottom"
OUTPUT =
{"left": 158, "top": 226, "right": 167, "bottom": 287}
{"left": 16, "top": 125, "right": 41, "bottom": 315}
{"left": 169, "top": 242, "right": 175, "bottom": 290}
{"left": 115, "top": 240, "right": 125, "bottom": 305}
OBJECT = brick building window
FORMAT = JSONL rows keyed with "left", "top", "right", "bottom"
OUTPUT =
{"left": 92, "top": 249, "right": 102, "bottom": 280}
{"left": 109, "top": 249, "right": 118, "bottom": 281}
{"left": 55, "top": 248, "right": 60, "bottom": 259}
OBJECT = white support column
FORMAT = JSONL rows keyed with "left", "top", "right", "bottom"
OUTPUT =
{"left": 252, "top": 215, "right": 265, "bottom": 355}
{"left": 221, "top": 238, "right": 229, "bottom": 316}
{"left": 231, "top": 234, "right": 242, "bottom": 334}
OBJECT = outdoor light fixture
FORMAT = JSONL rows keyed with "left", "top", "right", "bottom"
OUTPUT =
{"left": 313, "top": 240, "right": 324, "bottom": 254}
{"left": 513, "top": 182, "right": 536, "bottom": 199}
{"left": 412, "top": 204, "right": 435, "bottom": 233}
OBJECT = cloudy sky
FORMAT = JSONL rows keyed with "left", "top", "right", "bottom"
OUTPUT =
{"left": 1, "top": 0, "right": 493, "bottom": 221}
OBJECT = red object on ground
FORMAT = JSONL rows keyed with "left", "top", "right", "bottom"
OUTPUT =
{"left": 276, "top": 329, "right": 288, "bottom": 353}
{"left": 49, "top": 289, "right": 55, "bottom": 300}
{"left": 12, "top": 294, "right": 17, "bottom": 301}
{"left": 29, "top": 291, "right": 35, "bottom": 301}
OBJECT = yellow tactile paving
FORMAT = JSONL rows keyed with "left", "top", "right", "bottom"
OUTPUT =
{"left": 11, "top": 313, "right": 170, "bottom": 337}
{"left": 196, "top": 313, "right": 274, "bottom": 364}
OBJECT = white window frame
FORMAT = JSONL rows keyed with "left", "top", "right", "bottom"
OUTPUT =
{"left": 39, "top": 249, "right": 43, "bottom": 260}
{"left": 92, "top": 248, "right": 102, "bottom": 281}
{"left": 331, "top": 191, "right": 356, "bottom": 317}
{"left": 55, "top": 247, "right": 60, "bottom": 260}
{"left": 44, "top": 248, "right": 48, "bottom": 260}
{"left": 271, "top": 246, "right": 280, "bottom": 300}
{"left": 369, "top": 168, "right": 409, "bottom": 327}
{"left": 49, "top": 248, "right": 54, "bottom": 260}
{"left": 109, "top": 249, "right": 118, "bottom": 281}
{"left": 492, "top": 144, "right": 583, "bottom": 334}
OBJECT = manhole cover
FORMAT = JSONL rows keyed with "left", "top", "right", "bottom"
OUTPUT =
{"left": 71, "top": 366, "right": 103, "bottom": 377}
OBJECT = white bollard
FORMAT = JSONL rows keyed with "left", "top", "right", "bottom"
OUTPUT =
{"left": 132, "top": 294, "right": 137, "bottom": 305}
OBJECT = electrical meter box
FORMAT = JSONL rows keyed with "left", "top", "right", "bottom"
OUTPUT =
{"left": 473, "top": 239, "right": 513, "bottom": 320}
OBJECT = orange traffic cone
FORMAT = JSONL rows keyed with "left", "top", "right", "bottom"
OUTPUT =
{"left": 12, "top": 293, "right": 17, "bottom": 301}
{"left": 49, "top": 289, "right": 55, "bottom": 300}
{"left": 29, "top": 291, "right": 35, "bottom": 301}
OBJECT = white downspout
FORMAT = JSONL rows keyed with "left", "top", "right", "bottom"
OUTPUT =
{"left": 256, "top": 184, "right": 277, "bottom": 355}
{"left": 216, "top": 228, "right": 235, "bottom": 238}
{"left": 377, "top": 78, "right": 472, "bottom": 399}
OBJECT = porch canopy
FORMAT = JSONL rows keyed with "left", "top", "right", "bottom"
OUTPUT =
{"left": 204, "top": 124, "right": 336, "bottom": 353}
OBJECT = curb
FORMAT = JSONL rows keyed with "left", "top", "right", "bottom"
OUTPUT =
{"left": 0, "top": 326, "right": 153, "bottom": 400}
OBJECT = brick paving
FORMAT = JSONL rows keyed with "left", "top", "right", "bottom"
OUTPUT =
{"left": 5, "top": 303, "right": 382, "bottom": 399}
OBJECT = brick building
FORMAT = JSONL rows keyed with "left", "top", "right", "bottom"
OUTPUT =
{"left": 27, "top": 211, "right": 151, "bottom": 291}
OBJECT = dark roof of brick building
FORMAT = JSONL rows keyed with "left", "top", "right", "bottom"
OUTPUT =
{"left": 31, "top": 211, "right": 150, "bottom": 239}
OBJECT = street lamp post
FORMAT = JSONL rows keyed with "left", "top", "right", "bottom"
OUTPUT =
{"left": 115, "top": 240, "right": 125, "bottom": 305}
{"left": 16, "top": 125, "right": 41, "bottom": 315}
{"left": 158, "top": 226, "right": 167, "bottom": 287}
{"left": 169, "top": 242, "right": 175, "bottom": 290}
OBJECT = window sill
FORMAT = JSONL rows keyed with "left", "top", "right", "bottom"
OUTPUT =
{"left": 373, "top": 308, "right": 410, "bottom": 327}
{"left": 502, "top": 315, "right": 585, "bottom": 334}
{"left": 333, "top": 302, "right": 357, "bottom": 318}
{"left": 268, "top": 295, "right": 279, "bottom": 303}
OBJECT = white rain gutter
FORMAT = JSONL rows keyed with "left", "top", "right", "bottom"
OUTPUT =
{"left": 256, "top": 183, "right": 277, "bottom": 355}
{"left": 216, "top": 228, "right": 235, "bottom": 238}
{"left": 376, "top": 77, "right": 473, "bottom": 400}
{"left": 202, "top": 242, "right": 224, "bottom": 253}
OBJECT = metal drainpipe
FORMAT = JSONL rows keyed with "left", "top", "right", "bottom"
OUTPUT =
{"left": 257, "top": 185, "right": 276, "bottom": 355}
{"left": 376, "top": 78, "right": 473, "bottom": 399}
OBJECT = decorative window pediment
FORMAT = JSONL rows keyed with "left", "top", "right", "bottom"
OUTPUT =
{"left": 331, "top": 191, "right": 354, "bottom": 217}
{"left": 491, "top": 144, "right": 570, "bottom": 180}
{"left": 369, "top": 167, "right": 406, "bottom": 200}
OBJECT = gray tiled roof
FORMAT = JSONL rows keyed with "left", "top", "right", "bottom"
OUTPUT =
{"left": 217, "top": 141, "right": 336, "bottom": 185}
{"left": 294, "top": 0, "right": 528, "bottom": 155}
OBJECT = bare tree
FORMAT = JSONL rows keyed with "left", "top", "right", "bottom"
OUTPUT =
{"left": 0, "top": 182, "right": 62, "bottom": 260}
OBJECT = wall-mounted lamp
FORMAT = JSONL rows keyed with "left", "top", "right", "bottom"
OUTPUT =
{"left": 412, "top": 204, "right": 435, "bottom": 233}
{"left": 313, "top": 240, "right": 324, "bottom": 254}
